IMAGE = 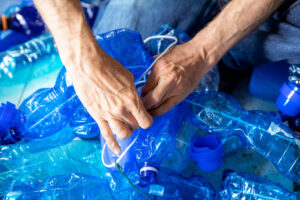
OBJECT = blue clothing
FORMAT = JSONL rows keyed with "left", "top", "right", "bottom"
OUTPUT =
{"left": 92, "top": 0, "right": 300, "bottom": 69}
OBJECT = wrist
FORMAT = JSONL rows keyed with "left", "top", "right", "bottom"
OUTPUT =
{"left": 188, "top": 31, "right": 223, "bottom": 69}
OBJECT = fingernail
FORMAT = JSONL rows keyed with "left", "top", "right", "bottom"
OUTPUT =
{"left": 114, "top": 147, "right": 121, "bottom": 155}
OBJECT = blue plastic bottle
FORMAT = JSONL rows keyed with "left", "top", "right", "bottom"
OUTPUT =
{"left": 186, "top": 91, "right": 300, "bottom": 184}
{"left": 218, "top": 171, "right": 299, "bottom": 200}
{"left": 0, "top": 3, "right": 98, "bottom": 37}
{"left": 18, "top": 66, "right": 80, "bottom": 139}
{"left": 4, "top": 29, "right": 152, "bottom": 143}
{"left": 3, "top": 173, "right": 113, "bottom": 200}
{"left": 0, "top": 33, "right": 63, "bottom": 86}
{"left": 134, "top": 104, "right": 185, "bottom": 183}
{"left": 143, "top": 168, "right": 215, "bottom": 200}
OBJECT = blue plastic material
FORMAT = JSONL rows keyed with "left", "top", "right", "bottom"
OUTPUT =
{"left": 0, "top": 30, "right": 31, "bottom": 52}
{"left": 218, "top": 171, "right": 300, "bottom": 200}
{"left": 191, "top": 134, "right": 224, "bottom": 172}
{"left": 7, "top": 5, "right": 46, "bottom": 37}
{"left": 148, "top": 24, "right": 190, "bottom": 56}
{"left": 0, "top": 33, "right": 63, "bottom": 86}
{"left": 11, "top": 29, "right": 152, "bottom": 141}
{"left": 276, "top": 81, "right": 300, "bottom": 117}
{"left": 0, "top": 102, "right": 25, "bottom": 144}
{"left": 3, "top": 3, "right": 98, "bottom": 37}
{"left": 3, "top": 173, "right": 113, "bottom": 200}
{"left": 186, "top": 91, "right": 300, "bottom": 184}
{"left": 249, "top": 61, "right": 289, "bottom": 101}
{"left": 288, "top": 114, "right": 300, "bottom": 133}
{"left": 146, "top": 168, "right": 216, "bottom": 200}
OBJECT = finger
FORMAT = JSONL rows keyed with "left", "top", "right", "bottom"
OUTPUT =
{"left": 149, "top": 96, "right": 179, "bottom": 117}
{"left": 98, "top": 119, "right": 121, "bottom": 155}
{"left": 142, "top": 69, "right": 158, "bottom": 96}
{"left": 119, "top": 112, "right": 139, "bottom": 130}
{"left": 131, "top": 97, "right": 153, "bottom": 129}
{"left": 109, "top": 118, "right": 133, "bottom": 139}
{"left": 142, "top": 79, "right": 171, "bottom": 110}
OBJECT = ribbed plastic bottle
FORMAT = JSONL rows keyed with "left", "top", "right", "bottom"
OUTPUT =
{"left": 186, "top": 91, "right": 300, "bottom": 184}
{"left": 0, "top": 33, "right": 62, "bottom": 86}
{"left": 218, "top": 171, "right": 300, "bottom": 200}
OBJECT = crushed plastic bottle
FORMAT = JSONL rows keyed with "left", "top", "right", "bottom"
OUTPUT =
{"left": 0, "top": 33, "right": 63, "bottom": 86}
{"left": 0, "top": 3, "right": 98, "bottom": 37}
{"left": 3, "top": 173, "right": 113, "bottom": 200}
{"left": 186, "top": 91, "right": 300, "bottom": 184}
{"left": 134, "top": 104, "right": 185, "bottom": 182}
{"left": 218, "top": 171, "right": 300, "bottom": 200}
{"left": 148, "top": 168, "right": 215, "bottom": 200}
{"left": 0, "top": 139, "right": 106, "bottom": 196}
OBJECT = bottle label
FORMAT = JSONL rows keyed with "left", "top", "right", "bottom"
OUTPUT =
{"left": 149, "top": 184, "right": 165, "bottom": 196}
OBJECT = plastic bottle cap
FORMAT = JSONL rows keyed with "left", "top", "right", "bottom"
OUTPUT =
{"left": 140, "top": 165, "right": 158, "bottom": 184}
{"left": 191, "top": 134, "right": 224, "bottom": 172}
{"left": 276, "top": 82, "right": 300, "bottom": 117}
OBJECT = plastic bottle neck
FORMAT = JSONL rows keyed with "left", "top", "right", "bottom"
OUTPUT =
{"left": 140, "top": 164, "right": 158, "bottom": 184}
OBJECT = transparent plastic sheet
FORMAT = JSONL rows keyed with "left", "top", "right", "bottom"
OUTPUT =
{"left": 185, "top": 91, "right": 300, "bottom": 184}
{"left": 218, "top": 171, "right": 300, "bottom": 200}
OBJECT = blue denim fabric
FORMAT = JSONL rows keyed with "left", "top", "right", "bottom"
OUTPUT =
{"left": 92, "top": 0, "right": 219, "bottom": 38}
{"left": 92, "top": 0, "right": 300, "bottom": 69}
{"left": 223, "top": 0, "right": 300, "bottom": 68}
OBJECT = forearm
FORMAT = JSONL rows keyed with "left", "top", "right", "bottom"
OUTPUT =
{"left": 33, "top": 0, "right": 105, "bottom": 74}
{"left": 192, "top": 0, "right": 285, "bottom": 66}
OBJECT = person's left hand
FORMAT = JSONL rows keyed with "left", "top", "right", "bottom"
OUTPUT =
{"left": 142, "top": 41, "right": 215, "bottom": 116}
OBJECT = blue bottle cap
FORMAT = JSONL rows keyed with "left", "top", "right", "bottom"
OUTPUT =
{"left": 140, "top": 164, "right": 158, "bottom": 184}
{"left": 276, "top": 82, "right": 300, "bottom": 117}
{"left": 191, "top": 134, "right": 224, "bottom": 172}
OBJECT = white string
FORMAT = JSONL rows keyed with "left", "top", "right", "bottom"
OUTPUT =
{"left": 101, "top": 35, "right": 178, "bottom": 168}
{"left": 135, "top": 35, "right": 178, "bottom": 85}
{"left": 102, "top": 133, "right": 139, "bottom": 168}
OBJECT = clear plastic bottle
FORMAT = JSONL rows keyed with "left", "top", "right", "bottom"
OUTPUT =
{"left": 218, "top": 171, "right": 300, "bottom": 200}
{"left": 186, "top": 91, "right": 300, "bottom": 184}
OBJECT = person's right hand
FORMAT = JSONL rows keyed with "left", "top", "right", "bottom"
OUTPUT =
{"left": 66, "top": 42, "right": 153, "bottom": 155}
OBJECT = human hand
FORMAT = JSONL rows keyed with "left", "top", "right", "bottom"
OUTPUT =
{"left": 142, "top": 41, "right": 216, "bottom": 116}
{"left": 67, "top": 44, "right": 153, "bottom": 154}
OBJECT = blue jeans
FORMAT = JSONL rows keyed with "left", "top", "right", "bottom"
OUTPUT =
{"left": 92, "top": 0, "right": 300, "bottom": 68}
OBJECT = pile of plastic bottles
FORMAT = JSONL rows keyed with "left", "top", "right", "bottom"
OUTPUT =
{"left": 0, "top": 2, "right": 299, "bottom": 199}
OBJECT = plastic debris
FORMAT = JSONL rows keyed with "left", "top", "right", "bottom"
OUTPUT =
{"left": 218, "top": 171, "right": 300, "bottom": 200}
{"left": 186, "top": 91, "right": 300, "bottom": 184}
